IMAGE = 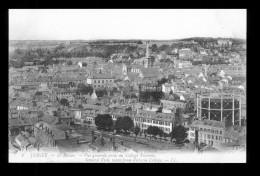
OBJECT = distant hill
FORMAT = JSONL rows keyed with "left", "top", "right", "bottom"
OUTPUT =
{"left": 179, "top": 37, "right": 246, "bottom": 45}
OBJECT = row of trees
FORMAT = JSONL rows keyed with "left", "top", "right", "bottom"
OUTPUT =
{"left": 8, "top": 44, "right": 127, "bottom": 68}
{"left": 94, "top": 114, "right": 188, "bottom": 143}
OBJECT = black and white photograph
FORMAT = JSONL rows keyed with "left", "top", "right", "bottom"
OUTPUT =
{"left": 8, "top": 9, "right": 246, "bottom": 163}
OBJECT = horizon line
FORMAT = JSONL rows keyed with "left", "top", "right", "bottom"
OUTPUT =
{"left": 9, "top": 37, "right": 246, "bottom": 41}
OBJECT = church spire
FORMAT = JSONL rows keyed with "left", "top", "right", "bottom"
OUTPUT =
{"left": 146, "top": 41, "right": 150, "bottom": 58}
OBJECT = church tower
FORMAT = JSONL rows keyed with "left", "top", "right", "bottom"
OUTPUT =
{"left": 146, "top": 41, "right": 150, "bottom": 58}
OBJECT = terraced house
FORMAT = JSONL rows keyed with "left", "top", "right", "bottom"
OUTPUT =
{"left": 134, "top": 109, "right": 175, "bottom": 134}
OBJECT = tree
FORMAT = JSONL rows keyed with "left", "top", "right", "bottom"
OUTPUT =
{"left": 54, "top": 60, "right": 59, "bottom": 65}
{"left": 134, "top": 126, "right": 140, "bottom": 137}
{"left": 174, "top": 108, "right": 184, "bottom": 126}
{"left": 32, "top": 101, "right": 37, "bottom": 107}
{"left": 169, "top": 125, "right": 188, "bottom": 144}
{"left": 95, "top": 89, "right": 107, "bottom": 97}
{"left": 14, "top": 48, "right": 23, "bottom": 55}
{"left": 146, "top": 126, "right": 163, "bottom": 140}
{"left": 94, "top": 114, "right": 113, "bottom": 131}
{"left": 159, "top": 44, "right": 170, "bottom": 51}
{"left": 114, "top": 116, "right": 134, "bottom": 133}
{"left": 76, "top": 84, "right": 93, "bottom": 95}
{"left": 162, "top": 132, "right": 168, "bottom": 142}
{"left": 151, "top": 44, "right": 158, "bottom": 52}
{"left": 115, "top": 117, "right": 123, "bottom": 132}
{"left": 67, "top": 60, "right": 73, "bottom": 65}
{"left": 53, "top": 111, "right": 59, "bottom": 117}
{"left": 156, "top": 106, "right": 163, "bottom": 113}
{"left": 60, "top": 98, "right": 69, "bottom": 106}
{"left": 157, "top": 77, "right": 168, "bottom": 85}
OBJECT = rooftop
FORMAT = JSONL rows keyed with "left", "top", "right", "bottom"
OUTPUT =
{"left": 190, "top": 119, "right": 225, "bottom": 129}
{"left": 90, "top": 74, "right": 115, "bottom": 79}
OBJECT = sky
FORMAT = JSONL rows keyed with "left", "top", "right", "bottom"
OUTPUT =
{"left": 9, "top": 9, "right": 246, "bottom": 40}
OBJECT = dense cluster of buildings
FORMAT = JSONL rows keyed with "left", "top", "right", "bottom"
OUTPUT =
{"left": 9, "top": 40, "right": 246, "bottom": 153}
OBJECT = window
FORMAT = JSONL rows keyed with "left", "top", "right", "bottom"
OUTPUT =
{"left": 200, "top": 128, "right": 203, "bottom": 131}
{"left": 98, "top": 80, "right": 100, "bottom": 83}
{"left": 215, "top": 130, "right": 218, "bottom": 134}
{"left": 204, "top": 129, "right": 206, "bottom": 132}
{"left": 211, "top": 129, "right": 214, "bottom": 133}
{"left": 207, "top": 134, "right": 210, "bottom": 139}
{"left": 110, "top": 80, "right": 112, "bottom": 82}
{"left": 220, "top": 131, "right": 222, "bottom": 135}
{"left": 216, "top": 136, "right": 218, "bottom": 140}
{"left": 212, "top": 135, "right": 214, "bottom": 139}
{"left": 207, "top": 129, "right": 210, "bottom": 133}
{"left": 106, "top": 80, "right": 108, "bottom": 82}
{"left": 102, "top": 80, "right": 104, "bottom": 84}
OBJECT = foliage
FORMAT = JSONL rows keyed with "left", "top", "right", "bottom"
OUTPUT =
{"left": 115, "top": 117, "right": 123, "bottom": 131}
{"left": 156, "top": 106, "right": 163, "bottom": 113}
{"left": 146, "top": 126, "right": 164, "bottom": 138}
{"left": 76, "top": 83, "right": 93, "bottom": 95}
{"left": 139, "top": 91, "right": 163, "bottom": 102}
{"left": 95, "top": 89, "right": 108, "bottom": 97}
{"left": 115, "top": 116, "right": 134, "bottom": 132}
{"left": 134, "top": 126, "right": 141, "bottom": 136}
{"left": 151, "top": 44, "right": 158, "bottom": 52}
{"left": 174, "top": 108, "right": 184, "bottom": 125}
{"left": 67, "top": 60, "right": 73, "bottom": 65}
{"left": 60, "top": 98, "right": 69, "bottom": 106}
{"left": 82, "top": 62, "right": 88, "bottom": 67}
{"left": 35, "top": 91, "right": 42, "bottom": 96}
{"left": 158, "top": 44, "right": 170, "bottom": 51}
{"left": 78, "top": 104, "right": 84, "bottom": 109}
{"left": 157, "top": 77, "right": 168, "bottom": 85}
{"left": 169, "top": 125, "right": 188, "bottom": 143}
{"left": 94, "top": 114, "right": 113, "bottom": 131}
{"left": 52, "top": 111, "right": 59, "bottom": 117}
